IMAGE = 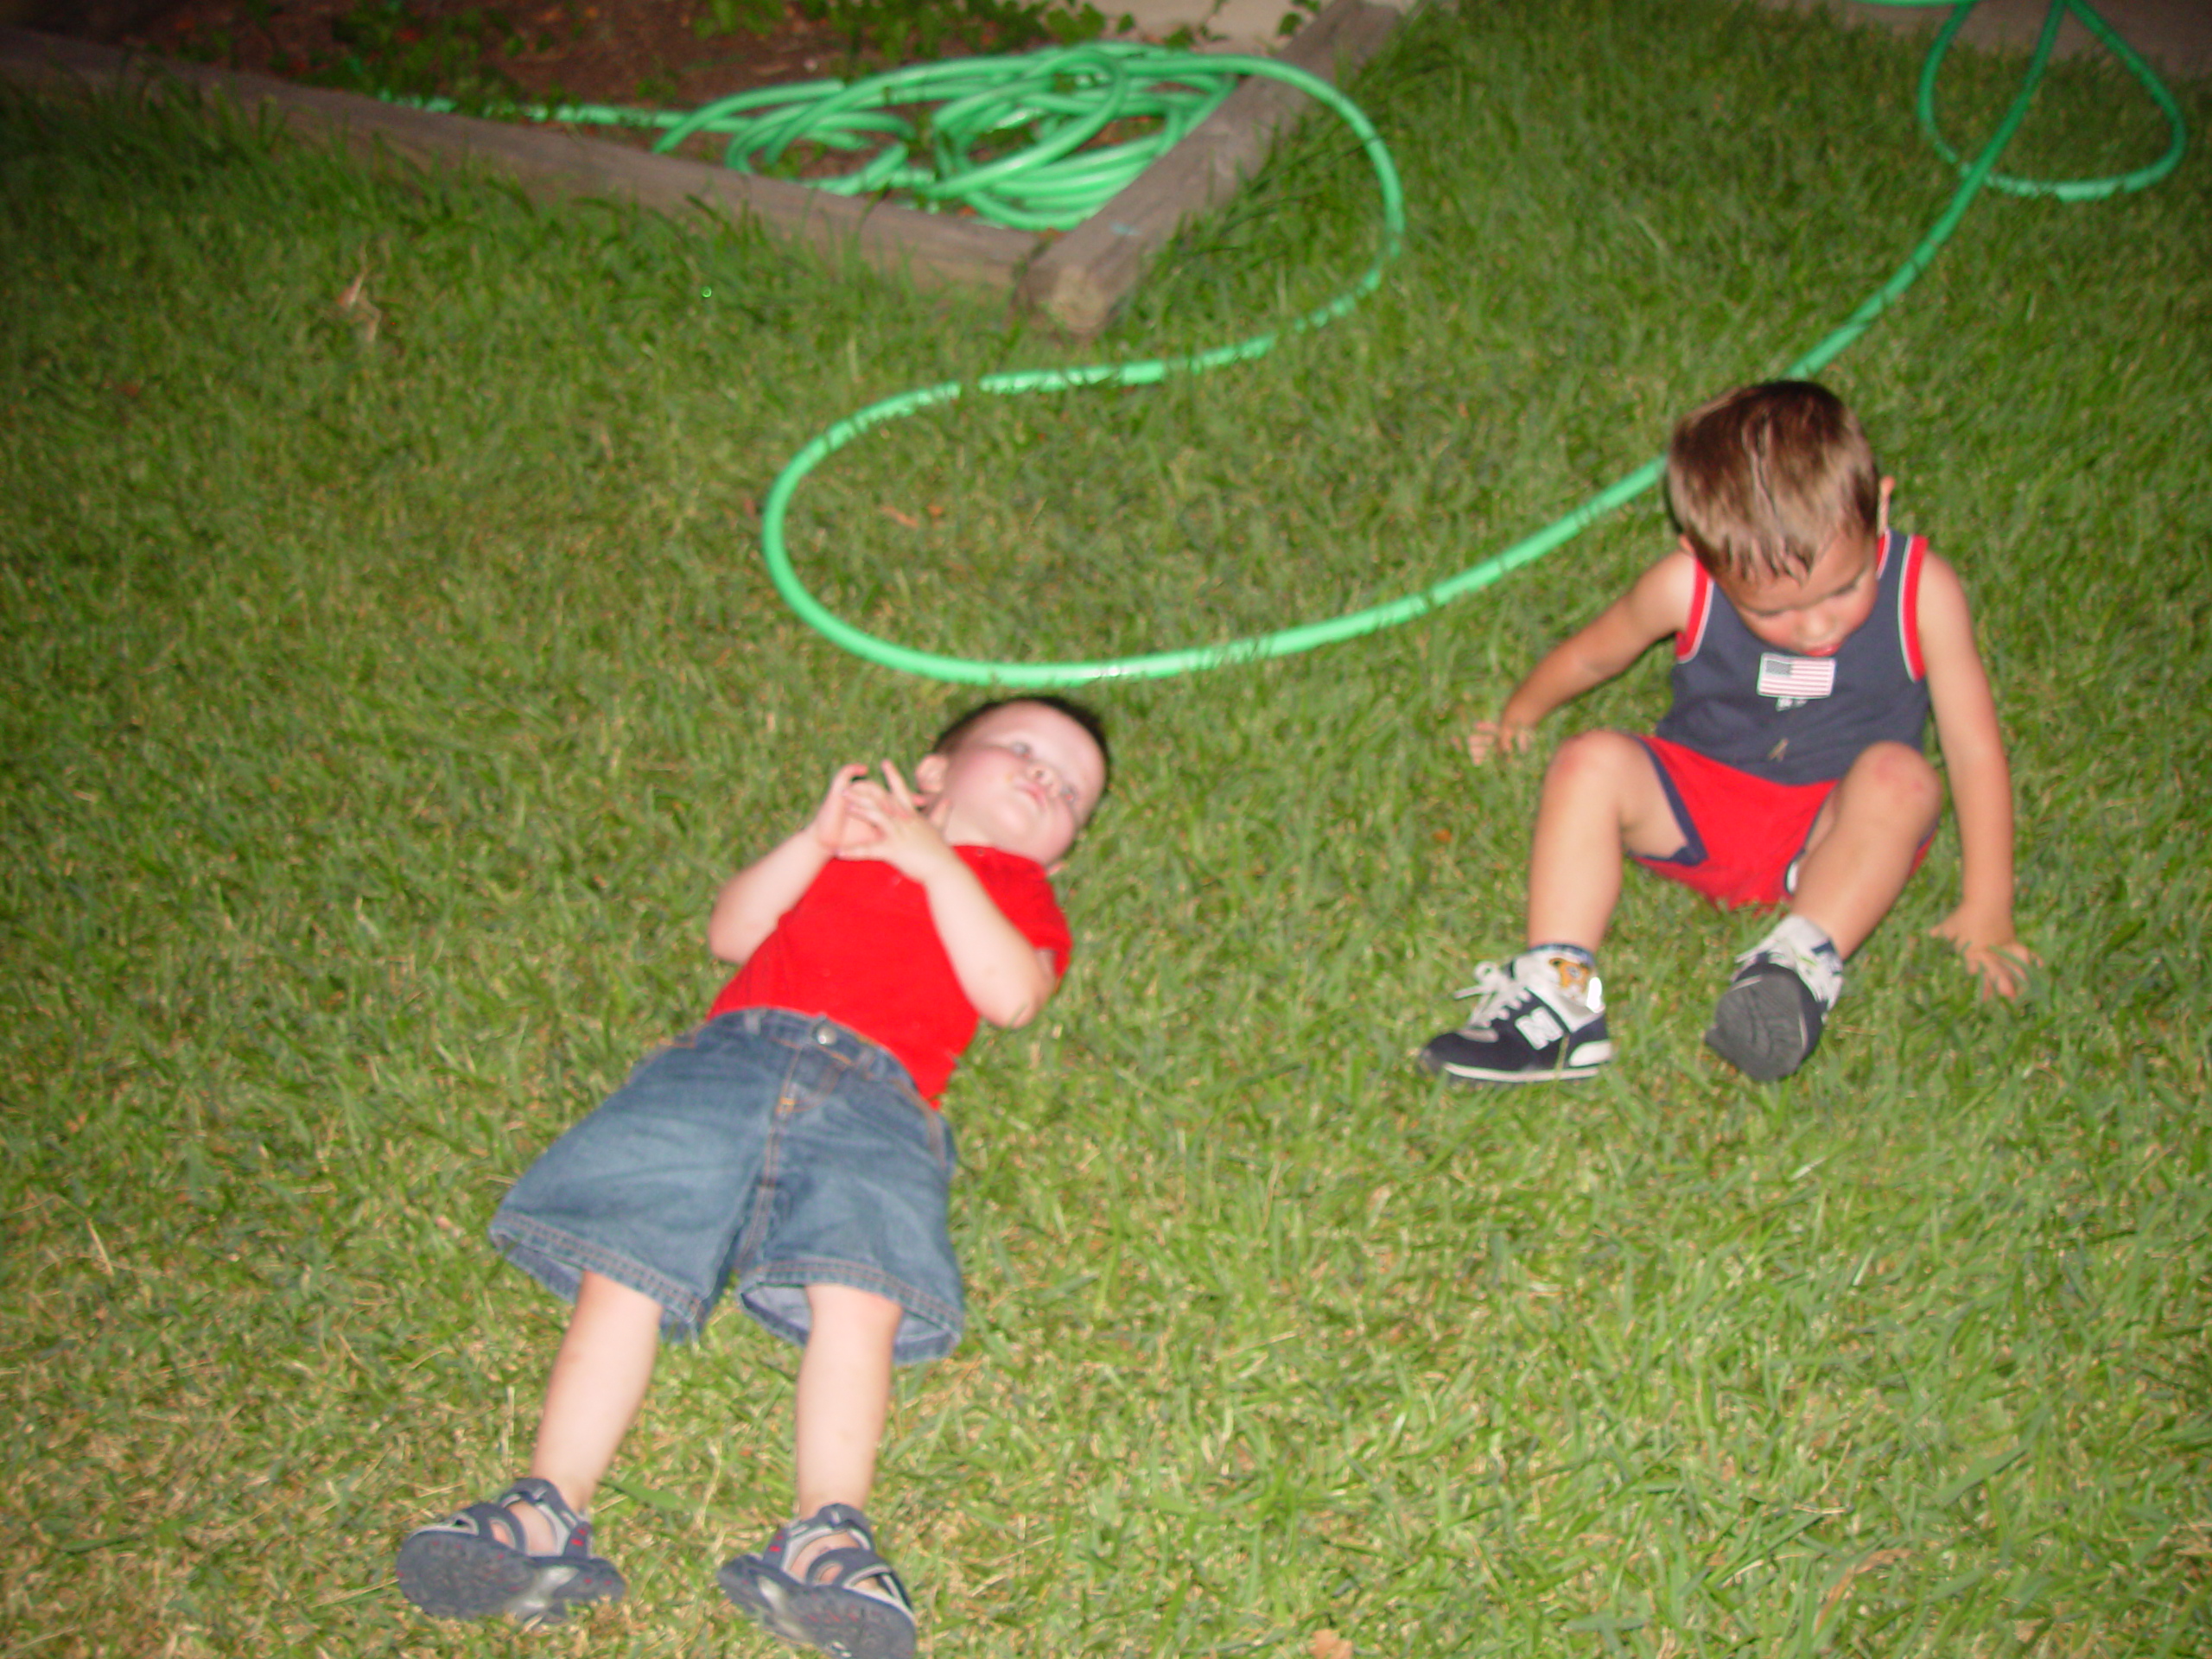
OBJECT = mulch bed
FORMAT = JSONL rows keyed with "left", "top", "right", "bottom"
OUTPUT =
{"left": 34, "top": 0, "right": 1019, "bottom": 114}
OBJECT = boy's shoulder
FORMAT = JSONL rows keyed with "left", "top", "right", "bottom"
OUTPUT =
{"left": 1618, "top": 545, "right": 1702, "bottom": 634}
{"left": 1906, "top": 546, "right": 1999, "bottom": 675}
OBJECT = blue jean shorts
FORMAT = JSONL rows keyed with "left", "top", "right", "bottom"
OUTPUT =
{"left": 488, "top": 1006, "right": 962, "bottom": 1364}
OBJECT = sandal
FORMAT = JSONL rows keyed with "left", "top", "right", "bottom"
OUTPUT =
{"left": 717, "top": 1503, "right": 917, "bottom": 1659}
{"left": 395, "top": 1475, "right": 625, "bottom": 1625}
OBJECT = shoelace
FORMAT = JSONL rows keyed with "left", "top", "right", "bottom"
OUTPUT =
{"left": 1448, "top": 961, "right": 1524, "bottom": 1026}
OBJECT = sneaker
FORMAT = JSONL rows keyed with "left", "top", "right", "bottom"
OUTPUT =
{"left": 1420, "top": 950, "right": 1614, "bottom": 1084}
{"left": 1705, "top": 925, "right": 1844, "bottom": 1082}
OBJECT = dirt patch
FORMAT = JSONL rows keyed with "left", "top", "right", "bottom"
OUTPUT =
{"left": 31, "top": 0, "right": 1032, "bottom": 113}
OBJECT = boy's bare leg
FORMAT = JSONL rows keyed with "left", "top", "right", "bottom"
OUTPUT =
{"left": 786, "top": 1283, "right": 904, "bottom": 1580}
{"left": 1426, "top": 733, "right": 1686, "bottom": 1084}
{"left": 1786, "top": 741, "right": 1942, "bottom": 957}
{"left": 1707, "top": 742, "right": 1942, "bottom": 1081}
{"left": 509, "top": 1269, "right": 664, "bottom": 1554}
{"left": 1524, "top": 732, "right": 1686, "bottom": 950}
{"left": 715, "top": 1285, "right": 912, "bottom": 1649}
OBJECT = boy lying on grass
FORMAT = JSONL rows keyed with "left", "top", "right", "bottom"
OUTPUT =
{"left": 396, "top": 696, "right": 1111, "bottom": 1659}
{"left": 1424, "top": 379, "right": 2032, "bottom": 1086}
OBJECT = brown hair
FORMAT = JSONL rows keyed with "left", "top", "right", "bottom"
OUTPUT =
{"left": 1664, "top": 381, "right": 1880, "bottom": 582}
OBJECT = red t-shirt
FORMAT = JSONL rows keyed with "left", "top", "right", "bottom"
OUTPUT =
{"left": 705, "top": 847, "right": 1071, "bottom": 1106}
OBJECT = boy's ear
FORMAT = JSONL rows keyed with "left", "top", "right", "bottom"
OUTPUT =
{"left": 912, "top": 751, "right": 950, "bottom": 798}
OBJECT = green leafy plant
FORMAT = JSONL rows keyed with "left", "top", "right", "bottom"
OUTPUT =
{"left": 178, "top": 25, "right": 237, "bottom": 66}
{"left": 798, "top": 0, "right": 1114, "bottom": 68}
{"left": 694, "top": 0, "right": 789, "bottom": 41}
{"left": 315, "top": 0, "right": 531, "bottom": 113}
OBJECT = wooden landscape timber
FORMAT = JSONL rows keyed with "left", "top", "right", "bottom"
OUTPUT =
{"left": 0, "top": 24, "right": 1039, "bottom": 296}
{"left": 0, "top": 1, "right": 1407, "bottom": 336}
{"left": 1017, "top": 0, "right": 1403, "bottom": 336}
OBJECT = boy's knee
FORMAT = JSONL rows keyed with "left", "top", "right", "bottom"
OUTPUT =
{"left": 1544, "top": 729, "right": 1643, "bottom": 791}
{"left": 805, "top": 1281, "right": 906, "bottom": 1332}
{"left": 1847, "top": 741, "right": 1942, "bottom": 822}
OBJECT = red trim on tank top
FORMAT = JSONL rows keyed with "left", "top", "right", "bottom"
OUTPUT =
{"left": 1899, "top": 533, "right": 1927, "bottom": 680}
{"left": 1677, "top": 563, "right": 1713, "bottom": 661}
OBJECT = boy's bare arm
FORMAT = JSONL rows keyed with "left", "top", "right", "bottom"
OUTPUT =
{"left": 1469, "top": 550, "right": 1695, "bottom": 762}
{"left": 841, "top": 765, "right": 1059, "bottom": 1028}
{"left": 707, "top": 765, "right": 868, "bottom": 966}
{"left": 1917, "top": 556, "right": 2034, "bottom": 997}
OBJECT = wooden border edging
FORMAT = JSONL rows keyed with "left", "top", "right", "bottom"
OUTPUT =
{"left": 0, "top": 3, "right": 1407, "bottom": 336}
{"left": 1019, "top": 0, "right": 1404, "bottom": 337}
{"left": 0, "top": 25, "right": 1039, "bottom": 292}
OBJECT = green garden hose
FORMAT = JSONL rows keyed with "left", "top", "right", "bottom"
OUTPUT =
{"left": 512, "top": 3, "right": 2185, "bottom": 686}
{"left": 488, "top": 44, "right": 1255, "bottom": 232}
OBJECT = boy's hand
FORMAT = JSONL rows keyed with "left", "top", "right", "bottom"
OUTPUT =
{"left": 1466, "top": 718, "right": 1535, "bottom": 766}
{"left": 1931, "top": 908, "right": 2039, "bottom": 999}
{"left": 836, "top": 761, "right": 959, "bottom": 882}
{"left": 808, "top": 764, "right": 875, "bottom": 855}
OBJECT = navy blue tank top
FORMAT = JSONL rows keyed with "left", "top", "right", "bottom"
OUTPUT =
{"left": 1653, "top": 530, "right": 1930, "bottom": 785}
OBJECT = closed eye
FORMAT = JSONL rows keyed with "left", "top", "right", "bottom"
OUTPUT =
{"left": 1745, "top": 565, "right": 1869, "bottom": 619}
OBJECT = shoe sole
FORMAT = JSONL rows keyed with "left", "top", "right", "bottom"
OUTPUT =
{"left": 1419, "top": 1035, "right": 1614, "bottom": 1086}
{"left": 396, "top": 1532, "right": 623, "bottom": 1624}
{"left": 1706, "top": 971, "right": 1818, "bottom": 1083}
{"left": 718, "top": 1558, "right": 917, "bottom": 1659}
{"left": 1422, "top": 1056, "right": 1608, "bottom": 1085}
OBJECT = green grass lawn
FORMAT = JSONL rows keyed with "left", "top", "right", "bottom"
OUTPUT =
{"left": 3, "top": 2, "right": 2209, "bottom": 1654}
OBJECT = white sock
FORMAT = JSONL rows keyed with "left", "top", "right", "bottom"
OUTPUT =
{"left": 1527, "top": 941, "right": 1595, "bottom": 965}
{"left": 1747, "top": 914, "right": 1844, "bottom": 1008}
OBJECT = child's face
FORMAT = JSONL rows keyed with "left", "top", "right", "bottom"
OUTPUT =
{"left": 914, "top": 702, "right": 1109, "bottom": 871}
{"left": 1710, "top": 527, "right": 1882, "bottom": 658}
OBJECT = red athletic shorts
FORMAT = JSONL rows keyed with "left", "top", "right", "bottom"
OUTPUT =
{"left": 1629, "top": 734, "right": 1838, "bottom": 909}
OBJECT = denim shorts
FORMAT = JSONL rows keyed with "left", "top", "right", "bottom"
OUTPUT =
{"left": 488, "top": 1007, "right": 962, "bottom": 1364}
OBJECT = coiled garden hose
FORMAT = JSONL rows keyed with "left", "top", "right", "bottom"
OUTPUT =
{"left": 505, "top": 2, "right": 2186, "bottom": 686}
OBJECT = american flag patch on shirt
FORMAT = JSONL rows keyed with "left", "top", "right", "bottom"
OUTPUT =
{"left": 1757, "top": 652, "right": 1837, "bottom": 702}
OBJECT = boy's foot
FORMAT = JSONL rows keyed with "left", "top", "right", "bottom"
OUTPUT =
{"left": 718, "top": 1503, "right": 917, "bottom": 1659}
{"left": 395, "top": 1476, "right": 625, "bottom": 1626}
{"left": 1420, "top": 948, "right": 1613, "bottom": 1084}
{"left": 1706, "top": 923, "right": 1845, "bottom": 1082}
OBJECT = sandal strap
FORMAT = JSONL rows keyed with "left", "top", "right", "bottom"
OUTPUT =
{"left": 488, "top": 1477, "right": 593, "bottom": 1559}
{"left": 762, "top": 1503, "right": 912, "bottom": 1614}
{"left": 798, "top": 1545, "right": 915, "bottom": 1615}
{"left": 766, "top": 1502, "right": 876, "bottom": 1566}
{"left": 439, "top": 1498, "right": 530, "bottom": 1554}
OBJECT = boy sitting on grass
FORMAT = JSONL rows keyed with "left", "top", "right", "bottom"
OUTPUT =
{"left": 396, "top": 696, "right": 1110, "bottom": 1659}
{"left": 1423, "top": 380, "right": 2031, "bottom": 1086}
